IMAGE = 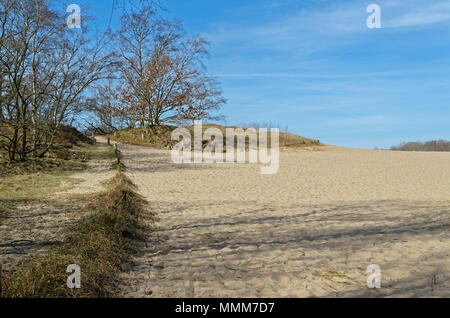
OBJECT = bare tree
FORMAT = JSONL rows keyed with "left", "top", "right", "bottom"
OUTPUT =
{"left": 0, "top": 0, "right": 43, "bottom": 160}
{"left": 112, "top": 6, "right": 224, "bottom": 128}
{"left": 177, "top": 75, "right": 226, "bottom": 125}
{"left": 87, "top": 81, "right": 123, "bottom": 134}
{"left": 0, "top": 0, "right": 225, "bottom": 162}
{"left": 0, "top": 0, "right": 116, "bottom": 161}
{"left": 112, "top": 4, "right": 159, "bottom": 127}
{"left": 142, "top": 33, "right": 210, "bottom": 126}
{"left": 36, "top": 24, "right": 116, "bottom": 157}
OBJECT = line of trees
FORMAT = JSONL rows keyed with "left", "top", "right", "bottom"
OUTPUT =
{"left": 1, "top": 0, "right": 226, "bottom": 161}
{"left": 391, "top": 140, "right": 450, "bottom": 152}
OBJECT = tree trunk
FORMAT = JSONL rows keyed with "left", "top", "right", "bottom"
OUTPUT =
{"left": 9, "top": 128, "right": 18, "bottom": 161}
{"left": 20, "top": 124, "right": 27, "bottom": 162}
{"left": 31, "top": 113, "right": 37, "bottom": 157}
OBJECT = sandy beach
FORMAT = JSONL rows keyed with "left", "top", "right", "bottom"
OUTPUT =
{"left": 111, "top": 141, "right": 450, "bottom": 298}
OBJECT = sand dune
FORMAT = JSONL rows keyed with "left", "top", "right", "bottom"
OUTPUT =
{"left": 115, "top": 142, "right": 450, "bottom": 297}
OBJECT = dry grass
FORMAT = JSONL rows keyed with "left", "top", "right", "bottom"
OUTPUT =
{"left": 1, "top": 173, "right": 150, "bottom": 298}
{"left": 106, "top": 124, "right": 322, "bottom": 151}
{"left": 82, "top": 144, "right": 117, "bottom": 161}
{"left": 0, "top": 172, "right": 82, "bottom": 201}
{"left": 0, "top": 201, "right": 14, "bottom": 222}
{"left": 0, "top": 125, "right": 94, "bottom": 163}
{"left": 0, "top": 157, "right": 86, "bottom": 177}
{"left": 106, "top": 126, "right": 176, "bottom": 149}
{"left": 0, "top": 144, "right": 116, "bottom": 201}
{"left": 0, "top": 142, "right": 131, "bottom": 298}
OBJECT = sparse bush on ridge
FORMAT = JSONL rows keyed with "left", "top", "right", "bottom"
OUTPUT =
{"left": 106, "top": 124, "right": 322, "bottom": 150}
{"left": 391, "top": 140, "right": 450, "bottom": 152}
{"left": 0, "top": 126, "right": 95, "bottom": 176}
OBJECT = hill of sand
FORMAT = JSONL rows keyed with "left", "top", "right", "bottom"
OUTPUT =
{"left": 107, "top": 138, "right": 450, "bottom": 298}
{"left": 106, "top": 124, "right": 323, "bottom": 151}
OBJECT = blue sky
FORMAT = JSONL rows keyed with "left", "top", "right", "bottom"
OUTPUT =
{"left": 78, "top": 0, "right": 450, "bottom": 149}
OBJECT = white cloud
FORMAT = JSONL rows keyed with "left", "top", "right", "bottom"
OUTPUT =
{"left": 206, "top": 0, "right": 450, "bottom": 48}
{"left": 216, "top": 68, "right": 449, "bottom": 80}
{"left": 383, "top": 0, "right": 450, "bottom": 28}
{"left": 387, "top": 12, "right": 450, "bottom": 28}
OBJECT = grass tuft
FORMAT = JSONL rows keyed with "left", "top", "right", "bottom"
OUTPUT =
{"left": 0, "top": 201, "right": 15, "bottom": 222}
{"left": 0, "top": 158, "right": 85, "bottom": 177}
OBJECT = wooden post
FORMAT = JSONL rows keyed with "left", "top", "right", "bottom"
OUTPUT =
{"left": 115, "top": 143, "right": 120, "bottom": 165}
{"left": 141, "top": 133, "right": 144, "bottom": 142}
{"left": 107, "top": 137, "right": 110, "bottom": 146}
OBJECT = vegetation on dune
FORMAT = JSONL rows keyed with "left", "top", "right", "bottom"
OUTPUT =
{"left": 83, "top": 143, "right": 117, "bottom": 162}
{"left": 391, "top": 140, "right": 450, "bottom": 152}
{"left": 106, "top": 126, "right": 177, "bottom": 149}
{"left": 0, "top": 172, "right": 82, "bottom": 201}
{"left": 2, "top": 122, "right": 108, "bottom": 163}
{"left": 0, "top": 128, "right": 138, "bottom": 298}
{"left": 0, "top": 158, "right": 85, "bottom": 177}
{"left": 0, "top": 126, "right": 114, "bottom": 201}
{"left": 0, "top": 0, "right": 114, "bottom": 162}
{"left": 1, "top": 0, "right": 225, "bottom": 162}
{"left": 0, "top": 134, "right": 114, "bottom": 224}
{"left": 1, "top": 173, "right": 150, "bottom": 298}
{"left": 0, "top": 125, "right": 95, "bottom": 174}
{"left": 106, "top": 124, "right": 322, "bottom": 150}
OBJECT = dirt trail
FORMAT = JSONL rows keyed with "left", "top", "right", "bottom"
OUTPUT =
{"left": 63, "top": 140, "right": 115, "bottom": 195}
{"left": 0, "top": 200, "right": 89, "bottom": 271}
{"left": 0, "top": 141, "right": 114, "bottom": 271}
{"left": 116, "top": 142, "right": 450, "bottom": 298}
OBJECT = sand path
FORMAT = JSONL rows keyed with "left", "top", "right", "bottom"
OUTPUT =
{"left": 63, "top": 141, "right": 115, "bottom": 195}
{"left": 117, "top": 143, "right": 450, "bottom": 297}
